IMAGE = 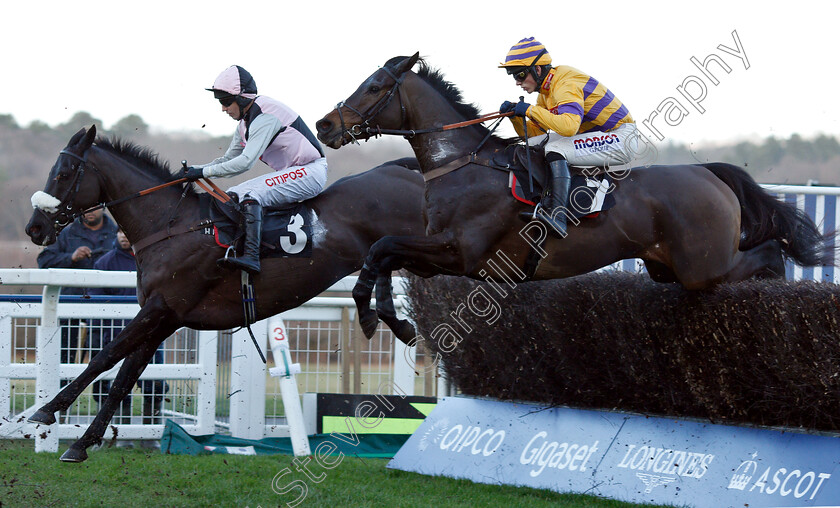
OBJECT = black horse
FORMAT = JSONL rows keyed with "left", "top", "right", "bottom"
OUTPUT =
{"left": 315, "top": 53, "right": 834, "bottom": 344}
{"left": 24, "top": 125, "right": 426, "bottom": 462}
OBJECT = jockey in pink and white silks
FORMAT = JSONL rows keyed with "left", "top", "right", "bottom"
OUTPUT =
{"left": 183, "top": 65, "right": 327, "bottom": 274}
{"left": 499, "top": 38, "right": 638, "bottom": 237}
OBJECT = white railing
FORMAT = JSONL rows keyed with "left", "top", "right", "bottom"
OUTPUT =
{"left": 0, "top": 269, "right": 423, "bottom": 453}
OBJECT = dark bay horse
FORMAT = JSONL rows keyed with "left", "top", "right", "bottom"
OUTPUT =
{"left": 24, "top": 125, "right": 426, "bottom": 462}
{"left": 315, "top": 53, "right": 834, "bottom": 344}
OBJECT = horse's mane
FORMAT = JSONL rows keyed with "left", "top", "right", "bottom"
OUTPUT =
{"left": 94, "top": 136, "right": 169, "bottom": 176}
{"left": 385, "top": 56, "right": 513, "bottom": 144}
{"left": 93, "top": 136, "right": 197, "bottom": 195}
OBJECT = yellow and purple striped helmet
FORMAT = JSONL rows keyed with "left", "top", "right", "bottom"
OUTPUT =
{"left": 499, "top": 37, "right": 552, "bottom": 68}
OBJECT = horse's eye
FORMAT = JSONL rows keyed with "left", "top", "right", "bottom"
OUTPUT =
{"left": 368, "top": 85, "right": 381, "bottom": 93}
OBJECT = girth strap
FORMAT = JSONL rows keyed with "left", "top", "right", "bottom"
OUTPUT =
{"left": 423, "top": 154, "right": 505, "bottom": 182}
{"left": 131, "top": 219, "right": 215, "bottom": 255}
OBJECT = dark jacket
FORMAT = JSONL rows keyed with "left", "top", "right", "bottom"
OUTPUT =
{"left": 88, "top": 240, "right": 138, "bottom": 350}
{"left": 89, "top": 243, "right": 137, "bottom": 297}
{"left": 36, "top": 216, "right": 119, "bottom": 295}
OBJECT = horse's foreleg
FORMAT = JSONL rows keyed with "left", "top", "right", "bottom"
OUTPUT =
{"left": 352, "top": 261, "right": 380, "bottom": 339}
{"left": 374, "top": 266, "right": 415, "bottom": 345}
{"left": 60, "top": 340, "right": 162, "bottom": 462}
{"left": 29, "top": 297, "right": 175, "bottom": 426}
{"left": 353, "top": 232, "right": 462, "bottom": 339}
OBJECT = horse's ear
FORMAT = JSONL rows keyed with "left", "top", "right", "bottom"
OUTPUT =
{"left": 79, "top": 125, "right": 97, "bottom": 151}
{"left": 393, "top": 52, "right": 420, "bottom": 75}
{"left": 67, "top": 128, "right": 87, "bottom": 147}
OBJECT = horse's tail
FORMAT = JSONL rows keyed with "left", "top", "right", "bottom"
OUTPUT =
{"left": 701, "top": 162, "right": 834, "bottom": 267}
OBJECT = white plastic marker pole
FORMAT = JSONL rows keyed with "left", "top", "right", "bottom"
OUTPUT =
{"left": 267, "top": 316, "right": 311, "bottom": 456}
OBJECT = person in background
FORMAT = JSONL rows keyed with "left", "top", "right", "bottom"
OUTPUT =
{"left": 88, "top": 230, "right": 168, "bottom": 449}
{"left": 36, "top": 208, "right": 117, "bottom": 363}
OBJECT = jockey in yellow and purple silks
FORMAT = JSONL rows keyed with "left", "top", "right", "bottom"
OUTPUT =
{"left": 499, "top": 37, "right": 638, "bottom": 237}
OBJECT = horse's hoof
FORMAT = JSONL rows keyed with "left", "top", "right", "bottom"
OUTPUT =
{"left": 394, "top": 320, "right": 417, "bottom": 345}
{"left": 60, "top": 447, "right": 88, "bottom": 463}
{"left": 359, "top": 310, "right": 379, "bottom": 339}
{"left": 29, "top": 409, "right": 57, "bottom": 426}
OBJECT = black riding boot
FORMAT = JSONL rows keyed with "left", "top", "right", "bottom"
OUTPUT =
{"left": 218, "top": 200, "right": 263, "bottom": 274}
{"left": 521, "top": 158, "right": 572, "bottom": 237}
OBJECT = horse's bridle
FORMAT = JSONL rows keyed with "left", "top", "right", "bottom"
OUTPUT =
{"left": 42, "top": 145, "right": 235, "bottom": 231}
{"left": 331, "top": 63, "right": 514, "bottom": 146}
{"left": 49, "top": 149, "right": 95, "bottom": 228}
{"left": 333, "top": 65, "right": 409, "bottom": 144}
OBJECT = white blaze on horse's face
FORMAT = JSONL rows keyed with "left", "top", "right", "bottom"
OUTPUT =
{"left": 31, "top": 191, "right": 61, "bottom": 213}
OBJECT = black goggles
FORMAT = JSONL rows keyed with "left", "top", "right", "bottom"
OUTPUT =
{"left": 508, "top": 68, "right": 530, "bottom": 82}
{"left": 219, "top": 95, "right": 236, "bottom": 107}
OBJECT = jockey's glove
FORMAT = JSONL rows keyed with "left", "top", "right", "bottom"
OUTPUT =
{"left": 499, "top": 100, "right": 515, "bottom": 114}
{"left": 513, "top": 101, "right": 531, "bottom": 117}
{"left": 183, "top": 166, "right": 205, "bottom": 181}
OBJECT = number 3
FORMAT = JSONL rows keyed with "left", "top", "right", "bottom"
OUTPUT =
{"left": 281, "top": 213, "right": 307, "bottom": 254}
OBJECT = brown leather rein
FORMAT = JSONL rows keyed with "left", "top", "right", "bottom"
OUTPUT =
{"left": 75, "top": 175, "right": 233, "bottom": 255}
{"left": 127, "top": 177, "right": 233, "bottom": 254}
{"left": 352, "top": 111, "right": 514, "bottom": 139}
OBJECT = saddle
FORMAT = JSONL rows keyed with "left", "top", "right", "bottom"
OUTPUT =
{"left": 199, "top": 194, "right": 313, "bottom": 259}
{"left": 495, "top": 144, "right": 617, "bottom": 220}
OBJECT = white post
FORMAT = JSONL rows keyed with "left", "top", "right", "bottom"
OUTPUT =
{"left": 392, "top": 339, "right": 416, "bottom": 396}
{"left": 195, "top": 330, "right": 217, "bottom": 435}
{"left": 267, "top": 316, "right": 310, "bottom": 456}
{"left": 35, "top": 285, "right": 61, "bottom": 452}
{"left": 228, "top": 321, "right": 267, "bottom": 440}
{"left": 437, "top": 364, "right": 454, "bottom": 397}
{"left": 0, "top": 315, "right": 11, "bottom": 421}
{"left": 392, "top": 290, "right": 415, "bottom": 396}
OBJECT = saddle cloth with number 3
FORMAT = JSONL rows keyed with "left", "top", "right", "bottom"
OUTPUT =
{"left": 199, "top": 194, "right": 313, "bottom": 259}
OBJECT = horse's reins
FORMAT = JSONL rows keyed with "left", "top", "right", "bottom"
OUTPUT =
{"left": 330, "top": 65, "right": 526, "bottom": 183}
{"left": 57, "top": 150, "right": 232, "bottom": 218}
{"left": 126, "top": 177, "right": 234, "bottom": 254}
{"left": 359, "top": 111, "right": 515, "bottom": 139}
{"left": 52, "top": 149, "right": 234, "bottom": 254}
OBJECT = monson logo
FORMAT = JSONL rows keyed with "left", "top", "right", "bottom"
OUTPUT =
{"left": 519, "top": 432, "right": 600, "bottom": 478}
{"left": 438, "top": 424, "right": 505, "bottom": 457}
{"left": 727, "top": 451, "right": 831, "bottom": 501}
{"left": 573, "top": 134, "right": 620, "bottom": 150}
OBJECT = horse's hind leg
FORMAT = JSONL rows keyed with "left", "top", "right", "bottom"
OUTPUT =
{"left": 675, "top": 239, "right": 785, "bottom": 289}
{"left": 721, "top": 240, "right": 786, "bottom": 283}
{"left": 60, "top": 340, "right": 162, "bottom": 462}
{"left": 29, "top": 297, "right": 175, "bottom": 425}
{"left": 643, "top": 260, "right": 679, "bottom": 284}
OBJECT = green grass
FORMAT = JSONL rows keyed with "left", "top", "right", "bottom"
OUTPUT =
{"left": 0, "top": 440, "right": 670, "bottom": 508}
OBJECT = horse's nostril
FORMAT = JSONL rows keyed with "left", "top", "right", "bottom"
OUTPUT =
{"left": 26, "top": 224, "right": 41, "bottom": 240}
{"left": 316, "top": 119, "right": 332, "bottom": 134}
